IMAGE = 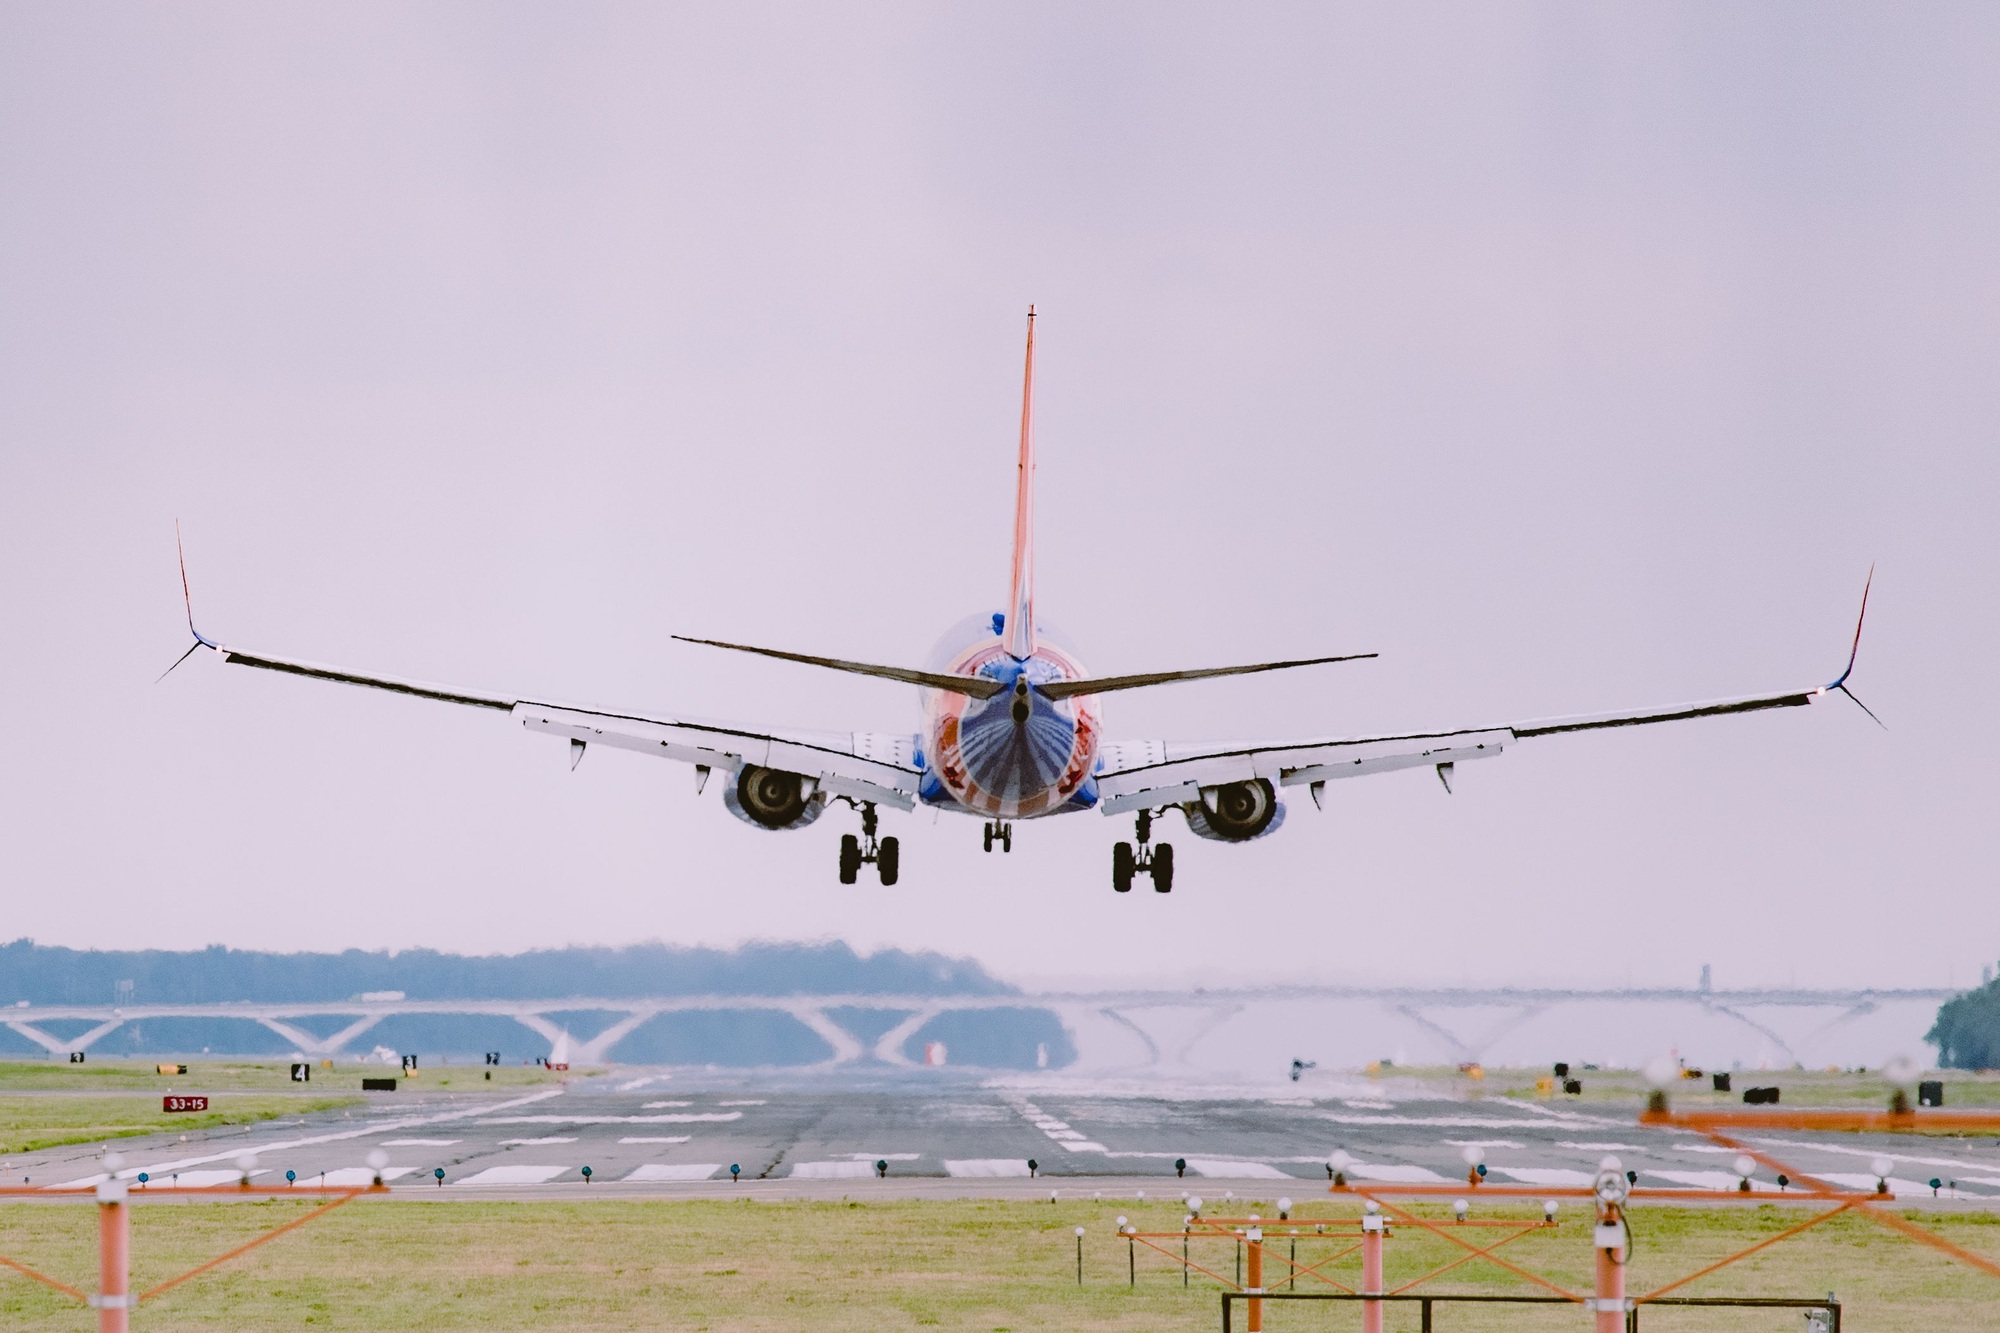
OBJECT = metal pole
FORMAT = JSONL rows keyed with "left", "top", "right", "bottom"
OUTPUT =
{"left": 1076, "top": 1232, "right": 1083, "bottom": 1286}
{"left": 1421, "top": 1296, "right": 1432, "bottom": 1332}
{"left": 1128, "top": 1233, "right": 1135, "bottom": 1288}
{"left": 1245, "top": 1226, "right": 1264, "bottom": 1333}
{"left": 1183, "top": 1227, "right": 1189, "bottom": 1287}
{"left": 97, "top": 1179, "right": 130, "bottom": 1333}
{"left": 1361, "top": 1209, "right": 1385, "bottom": 1333}
{"left": 1594, "top": 1205, "right": 1626, "bottom": 1333}
{"left": 1288, "top": 1236, "right": 1296, "bottom": 1291}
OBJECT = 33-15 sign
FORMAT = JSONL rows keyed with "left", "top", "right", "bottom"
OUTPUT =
{"left": 162, "top": 1095, "right": 208, "bottom": 1113}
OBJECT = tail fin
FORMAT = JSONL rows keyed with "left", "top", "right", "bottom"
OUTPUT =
{"left": 1003, "top": 306, "right": 1037, "bottom": 659}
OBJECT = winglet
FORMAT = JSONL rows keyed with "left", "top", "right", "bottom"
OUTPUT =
{"left": 1003, "top": 306, "right": 1037, "bottom": 660}
{"left": 157, "top": 521, "right": 218, "bottom": 682}
{"left": 1823, "top": 565, "right": 1884, "bottom": 728}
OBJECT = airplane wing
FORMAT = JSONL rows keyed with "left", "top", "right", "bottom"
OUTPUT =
{"left": 1095, "top": 571, "right": 1880, "bottom": 818}
{"left": 1095, "top": 684, "right": 1827, "bottom": 814}
{"left": 181, "top": 639, "right": 922, "bottom": 810}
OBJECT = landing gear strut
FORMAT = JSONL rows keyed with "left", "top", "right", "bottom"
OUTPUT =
{"left": 838, "top": 801, "right": 899, "bottom": 886}
{"left": 982, "top": 819, "right": 1013, "bottom": 854}
{"left": 1112, "top": 809, "right": 1174, "bottom": 893}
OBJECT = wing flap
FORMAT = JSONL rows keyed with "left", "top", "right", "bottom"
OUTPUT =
{"left": 514, "top": 703, "right": 920, "bottom": 810}
{"left": 1096, "top": 683, "right": 1828, "bottom": 815}
{"left": 186, "top": 635, "right": 922, "bottom": 810}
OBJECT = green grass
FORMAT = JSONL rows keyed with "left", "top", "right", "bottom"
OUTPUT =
{"left": 1364, "top": 1064, "right": 2000, "bottom": 1117}
{"left": 0, "top": 1057, "right": 577, "bottom": 1155}
{"left": 0, "top": 1095, "right": 363, "bottom": 1154}
{"left": 0, "top": 1058, "right": 572, "bottom": 1093}
{"left": 1, "top": 1198, "right": 1997, "bottom": 1330}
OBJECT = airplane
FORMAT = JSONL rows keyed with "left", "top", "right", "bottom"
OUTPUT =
{"left": 164, "top": 309, "right": 1878, "bottom": 892}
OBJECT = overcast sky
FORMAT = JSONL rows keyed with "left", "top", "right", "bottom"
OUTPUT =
{"left": 1, "top": 4, "right": 1994, "bottom": 991}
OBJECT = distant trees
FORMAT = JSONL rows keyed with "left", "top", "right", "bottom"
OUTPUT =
{"left": 1928, "top": 983, "right": 2000, "bottom": 1070}
{"left": 0, "top": 939, "right": 1011, "bottom": 1005}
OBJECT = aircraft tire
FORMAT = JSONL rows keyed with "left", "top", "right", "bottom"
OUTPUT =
{"left": 1001, "top": 825, "right": 1012, "bottom": 853}
{"left": 983, "top": 825, "right": 993, "bottom": 853}
{"left": 877, "top": 836, "right": 900, "bottom": 886}
{"left": 838, "top": 834, "right": 862, "bottom": 885}
{"left": 1152, "top": 843, "right": 1174, "bottom": 893}
{"left": 1112, "top": 841, "right": 1135, "bottom": 892}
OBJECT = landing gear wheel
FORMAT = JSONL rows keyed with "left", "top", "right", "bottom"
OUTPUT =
{"left": 877, "top": 836, "right": 900, "bottom": 886}
{"left": 1151, "top": 843, "right": 1174, "bottom": 893}
{"left": 983, "top": 824, "right": 994, "bottom": 853}
{"left": 1001, "top": 824, "right": 1012, "bottom": 853}
{"left": 1112, "top": 841, "right": 1135, "bottom": 892}
{"left": 838, "top": 834, "right": 862, "bottom": 885}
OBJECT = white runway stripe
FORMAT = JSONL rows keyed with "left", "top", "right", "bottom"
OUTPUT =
{"left": 1811, "top": 1172, "right": 1939, "bottom": 1196}
{"left": 624, "top": 1164, "right": 722, "bottom": 1182}
{"left": 476, "top": 1104, "right": 744, "bottom": 1112}
{"left": 1492, "top": 1167, "right": 1594, "bottom": 1186}
{"left": 1646, "top": 1170, "right": 1782, "bottom": 1192}
{"left": 309, "top": 1166, "right": 419, "bottom": 1187}
{"left": 1185, "top": 1159, "right": 1290, "bottom": 1179}
{"left": 1348, "top": 1163, "right": 1447, "bottom": 1183}
{"left": 456, "top": 1164, "right": 570, "bottom": 1186}
{"left": 945, "top": 1159, "right": 1034, "bottom": 1177}
{"left": 789, "top": 1161, "right": 877, "bottom": 1179}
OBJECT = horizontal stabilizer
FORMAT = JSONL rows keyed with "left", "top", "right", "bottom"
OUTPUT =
{"left": 674, "top": 637, "right": 1006, "bottom": 700}
{"left": 1037, "top": 652, "right": 1377, "bottom": 700}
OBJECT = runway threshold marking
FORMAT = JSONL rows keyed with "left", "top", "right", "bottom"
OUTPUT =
{"left": 455, "top": 1164, "right": 570, "bottom": 1186}
{"left": 623, "top": 1164, "right": 723, "bottom": 1181}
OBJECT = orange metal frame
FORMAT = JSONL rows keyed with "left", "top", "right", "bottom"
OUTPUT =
{"left": 0, "top": 1183, "right": 375, "bottom": 1312}
{"left": 1115, "top": 1104, "right": 2000, "bottom": 1307}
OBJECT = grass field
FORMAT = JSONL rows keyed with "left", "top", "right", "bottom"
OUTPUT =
{"left": 2, "top": 1196, "right": 1998, "bottom": 1330}
{"left": 0, "top": 1058, "right": 572, "bottom": 1093}
{"left": 1371, "top": 1064, "right": 2000, "bottom": 1114}
{"left": 0, "top": 1058, "right": 569, "bottom": 1156}
{"left": 0, "top": 1094, "right": 363, "bottom": 1155}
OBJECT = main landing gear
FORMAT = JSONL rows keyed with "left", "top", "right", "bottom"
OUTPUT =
{"left": 838, "top": 801, "right": 899, "bottom": 886}
{"left": 1112, "top": 809, "right": 1174, "bottom": 893}
{"left": 982, "top": 819, "right": 1013, "bottom": 853}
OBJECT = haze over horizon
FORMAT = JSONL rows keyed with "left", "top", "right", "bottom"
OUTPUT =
{"left": 2, "top": 7, "right": 1995, "bottom": 992}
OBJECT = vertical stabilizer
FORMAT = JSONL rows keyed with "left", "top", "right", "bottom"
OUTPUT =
{"left": 1004, "top": 306, "right": 1038, "bottom": 659}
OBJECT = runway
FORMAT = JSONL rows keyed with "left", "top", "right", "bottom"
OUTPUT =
{"left": 14, "top": 1074, "right": 2000, "bottom": 1207}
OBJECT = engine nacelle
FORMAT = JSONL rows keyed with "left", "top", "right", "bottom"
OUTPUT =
{"left": 722, "top": 765, "right": 827, "bottom": 831}
{"left": 1181, "top": 778, "right": 1286, "bottom": 843}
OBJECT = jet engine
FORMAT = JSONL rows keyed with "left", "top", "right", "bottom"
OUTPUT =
{"left": 722, "top": 765, "right": 826, "bottom": 831}
{"left": 1181, "top": 778, "right": 1286, "bottom": 842}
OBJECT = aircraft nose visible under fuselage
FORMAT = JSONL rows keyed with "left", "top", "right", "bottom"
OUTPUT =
{"left": 920, "top": 654, "right": 1100, "bottom": 820}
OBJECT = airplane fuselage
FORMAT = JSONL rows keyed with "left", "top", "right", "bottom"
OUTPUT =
{"left": 916, "top": 613, "right": 1100, "bottom": 820}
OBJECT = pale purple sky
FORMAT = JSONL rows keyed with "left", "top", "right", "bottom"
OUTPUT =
{"left": 1, "top": 5, "right": 1994, "bottom": 989}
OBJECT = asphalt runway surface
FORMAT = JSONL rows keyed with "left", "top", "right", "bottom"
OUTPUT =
{"left": 15, "top": 1074, "right": 2000, "bottom": 1207}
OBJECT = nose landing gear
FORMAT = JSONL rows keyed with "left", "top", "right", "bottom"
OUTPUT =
{"left": 1112, "top": 810, "right": 1174, "bottom": 893}
{"left": 837, "top": 801, "right": 900, "bottom": 885}
{"left": 982, "top": 820, "right": 1013, "bottom": 853}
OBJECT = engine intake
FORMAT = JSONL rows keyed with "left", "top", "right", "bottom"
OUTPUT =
{"left": 1182, "top": 778, "right": 1285, "bottom": 843}
{"left": 723, "top": 765, "right": 825, "bottom": 831}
